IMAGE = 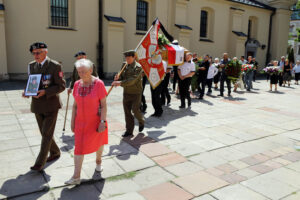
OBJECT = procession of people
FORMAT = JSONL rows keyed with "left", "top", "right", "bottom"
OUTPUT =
{"left": 22, "top": 39, "right": 299, "bottom": 186}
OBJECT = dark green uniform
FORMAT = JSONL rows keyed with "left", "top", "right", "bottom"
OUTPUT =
{"left": 119, "top": 61, "right": 144, "bottom": 134}
{"left": 70, "top": 63, "right": 98, "bottom": 89}
{"left": 28, "top": 57, "right": 66, "bottom": 167}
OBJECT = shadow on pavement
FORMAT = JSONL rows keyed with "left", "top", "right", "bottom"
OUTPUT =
{"left": 0, "top": 171, "right": 50, "bottom": 199}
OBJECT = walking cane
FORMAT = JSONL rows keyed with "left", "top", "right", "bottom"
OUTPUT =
{"left": 106, "top": 63, "right": 128, "bottom": 96}
{"left": 63, "top": 92, "right": 70, "bottom": 132}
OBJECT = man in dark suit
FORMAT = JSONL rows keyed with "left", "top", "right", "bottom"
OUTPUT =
{"left": 22, "top": 42, "right": 66, "bottom": 171}
{"left": 197, "top": 54, "right": 210, "bottom": 99}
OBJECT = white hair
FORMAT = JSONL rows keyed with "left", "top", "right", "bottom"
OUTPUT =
{"left": 273, "top": 60, "right": 278, "bottom": 64}
{"left": 214, "top": 58, "right": 219, "bottom": 61}
{"left": 75, "top": 59, "right": 93, "bottom": 69}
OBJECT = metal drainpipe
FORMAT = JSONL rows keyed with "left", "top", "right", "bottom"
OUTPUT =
{"left": 266, "top": 9, "right": 276, "bottom": 65}
{"left": 98, "top": 0, "right": 104, "bottom": 78}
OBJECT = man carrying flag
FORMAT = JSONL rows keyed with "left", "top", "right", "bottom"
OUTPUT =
{"left": 111, "top": 50, "right": 145, "bottom": 138}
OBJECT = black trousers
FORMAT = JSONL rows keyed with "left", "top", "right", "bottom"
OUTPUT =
{"left": 150, "top": 83, "right": 163, "bottom": 115}
{"left": 220, "top": 74, "right": 231, "bottom": 95}
{"left": 161, "top": 73, "right": 171, "bottom": 105}
{"left": 253, "top": 70, "right": 257, "bottom": 82}
{"left": 206, "top": 78, "right": 213, "bottom": 93}
{"left": 141, "top": 76, "right": 147, "bottom": 111}
{"left": 279, "top": 73, "right": 283, "bottom": 86}
{"left": 179, "top": 77, "right": 192, "bottom": 106}
{"left": 197, "top": 75, "right": 207, "bottom": 98}
{"left": 214, "top": 72, "right": 221, "bottom": 84}
{"left": 173, "top": 66, "right": 179, "bottom": 91}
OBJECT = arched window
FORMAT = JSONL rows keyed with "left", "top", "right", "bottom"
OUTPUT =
{"left": 200, "top": 10, "right": 208, "bottom": 38}
{"left": 136, "top": 0, "right": 148, "bottom": 31}
{"left": 50, "top": 0, "right": 69, "bottom": 27}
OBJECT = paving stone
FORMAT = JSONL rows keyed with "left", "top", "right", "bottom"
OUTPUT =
{"left": 219, "top": 173, "right": 247, "bottom": 184}
{"left": 236, "top": 168, "right": 260, "bottom": 179}
{"left": 252, "top": 154, "right": 270, "bottom": 162}
{"left": 113, "top": 153, "right": 155, "bottom": 172}
{"left": 168, "top": 143, "right": 206, "bottom": 157}
{"left": 281, "top": 152, "right": 300, "bottom": 162}
{"left": 152, "top": 152, "right": 187, "bottom": 167}
{"left": 165, "top": 161, "right": 204, "bottom": 177}
{"left": 99, "top": 179, "right": 140, "bottom": 198}
{"left": 205, "top": 167, "right": 225, "bottom": 176}
{"left": 106, "top": 192, "right": 145, "bottom": 200}
{"left": 241, "top": 174, "right": 298, "bottom": 200}
{"left": 262, "top": 168, "right": 300, "bottom": 188}
{"left": 173, "top": 171, "right": 229, "bottom": 196}
{"left": 285, "top": 161, "right": 300, "bottom": 172}
{"left": 249, "top": 164, "right": 274, "bottom": 174}
{"left": 195, "top": 139, "right": 226, "bottom": 151}
{"left": 272, "top": 157, "right": 292, "bottom": 166}
{"left": 210, "top": 147, "right": 249, "bottom": 162}
{"left": 132, "top": 166, "right": 175, "bottom": 189}
{"left": 229, "top": 160, "right": 250, "bottom": 170}
{"left": 189, "top": 152, "right": 227, "bottom": 169}
{"left": 139, "top": 142, "right": 173, "bottom": 157}
{"left": 240, "top": 156, "right": 262, "bottom": 166}
{"left": 216, "top": 164, "right": 238, "bottom": 174}
{"left": 0, "top": 138, "right": 29, "bottom": 152}
{"left": 282, "top": 192, "right": 300, "bottom": 200}
{"left": 211, "top": 184, "right": 269, "bottom": 200}
{"left": 263, "top": 160, "right": 283, "bottom": 169}
{"left": 139, "top": 182, "right": 194, "bottom": 200}
{"left": 192, "top": 194, "right": 217, "bottom": 200}
{"left": 262, "top": 150, "right": 282, "bottom": 158}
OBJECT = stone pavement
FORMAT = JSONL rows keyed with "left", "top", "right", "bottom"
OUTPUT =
{"left": 0, "top": 79, "right": 300, "bottom": 200}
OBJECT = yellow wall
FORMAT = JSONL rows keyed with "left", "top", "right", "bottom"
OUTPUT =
{"left": 3, "top": 0, "right": 99, "bottom": 79}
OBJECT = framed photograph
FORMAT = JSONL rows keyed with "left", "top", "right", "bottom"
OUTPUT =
{"left": 25, "top": 74, "right": 42, "bottom": 96}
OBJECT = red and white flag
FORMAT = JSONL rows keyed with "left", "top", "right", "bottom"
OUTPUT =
{"left": 136, "top": 19, "right": 165, "bottom": 89}
{"left": 164, "top": 44, "right": 185, "bottom": 65}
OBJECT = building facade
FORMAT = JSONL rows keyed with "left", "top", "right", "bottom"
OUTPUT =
{"left": 0, "top": 0, "right": 296, "bottom": 80}
{"left": 289, "top": 5, "right": 300, "bottom": 62}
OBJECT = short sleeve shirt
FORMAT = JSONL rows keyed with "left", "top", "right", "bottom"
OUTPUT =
{"left": 178, "top": 61, "right": 195, "bottom": 76}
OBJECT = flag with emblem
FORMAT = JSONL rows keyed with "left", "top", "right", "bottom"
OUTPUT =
{"left": 136, "top": 19, "right": 165, "bottom": 89}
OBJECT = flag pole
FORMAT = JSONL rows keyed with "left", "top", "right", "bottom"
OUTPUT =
{"left": 107, "top": 18, "right": 158, "bottom": 97}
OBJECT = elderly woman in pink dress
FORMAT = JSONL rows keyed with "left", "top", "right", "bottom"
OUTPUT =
{"left": 65, "top": 59, "right": 108, "bottom": 185}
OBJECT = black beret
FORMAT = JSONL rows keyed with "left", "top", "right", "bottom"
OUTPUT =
{"left": 74, "top": 51, "right": 86, "bottom": 57}
{"left": 29, "top": 42, "right": 47, "bottom": 52}
{"left": 123, "top": 50, "right": 136, "bottom": 57}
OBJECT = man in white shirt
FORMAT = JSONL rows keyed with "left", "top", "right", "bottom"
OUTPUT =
{"left": 207, "top": 58, "right": 219, "bottom": 94}
{"left": 178, "top": 52, "right": 195, "bottom": 108}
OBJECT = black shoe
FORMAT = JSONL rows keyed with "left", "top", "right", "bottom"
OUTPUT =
{"left": 142, "top": 105, "right": 147, "bottom": 113}
{"left": 179, "top": 105, "right": 185, "bottom": 109}
{"left": 247, "top": 89, "right": 250, "bottom": 91}
{"left": 218, "top": 94, "right": 224, "bottom": 97}
{"left": 188, "top": 103, "right": 191, "bottom": 107}
{"left": 199, "top": 96, "right": 203, "bottom": 100}
{"left": 150, "top": 113, "right": 158, "bottom": 117}
{"left": 122, "top": 131, "right": 133, "bottom": 137}
{"left": 139, "top": 124, "right": 144, "bottom": 132}
{"left": 30, "top": 164, "right": 43, "bottom": 172}
{"left": 228, "top": 93, "right": 231, "bottom": 96}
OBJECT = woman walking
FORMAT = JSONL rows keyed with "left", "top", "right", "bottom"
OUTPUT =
{"left": 65, "top": 59, "right": 108, "bottom": 185}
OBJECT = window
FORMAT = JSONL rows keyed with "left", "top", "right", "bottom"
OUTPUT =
{"left": 50, "top": 0, "right": 69, "bottom": 27}
{"left": 136, "top": 1, "right": 148, "bottom": 31}
{"left": 200, "top": 10, "right": 208, "bottom": 38}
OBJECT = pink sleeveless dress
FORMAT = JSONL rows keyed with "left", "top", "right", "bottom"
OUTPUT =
{"left": 73, "top": 78, "right": 108, "bottom": 155}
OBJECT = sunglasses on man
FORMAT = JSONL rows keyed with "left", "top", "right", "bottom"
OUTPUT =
{"left": 31, "top": 51, "right": 44, "bottom": 56}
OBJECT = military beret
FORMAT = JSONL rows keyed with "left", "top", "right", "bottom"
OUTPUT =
{"left": 74, "top": 51, "right": 86, "bottom": 57}
{"left": 29, "top": 42, "right": 47, "bottom": 52}
{"left": 123, "top": 50, "right": 136, "bottom": 57}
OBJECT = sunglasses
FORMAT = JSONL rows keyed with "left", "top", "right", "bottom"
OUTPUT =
{"left": 31, "top": 51, "right": 44, "bottom": 56}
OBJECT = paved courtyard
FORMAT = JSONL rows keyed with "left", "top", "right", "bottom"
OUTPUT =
{"left": 0, "top": 78, "right": 300, "bottom": 200}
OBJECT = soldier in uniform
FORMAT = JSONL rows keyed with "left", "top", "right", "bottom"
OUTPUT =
{"left": 68, "top": 51, "right": 98, "bottom": 94}
{"left": 111, "top": 50, "right": 145, "bottom": 137}
{"left": 22, "top": 42, "right": 66, "bottom": 171}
